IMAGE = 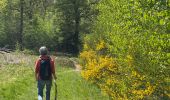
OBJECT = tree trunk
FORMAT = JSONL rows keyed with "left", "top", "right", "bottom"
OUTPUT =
{"left": 28, "top": 0, "right": 33, "bottom": 24}
{"left": 19, "top": 0, "right": 24, "bottom": 50}
{"left": 73, "top": 0, "right": 80, "bottom": 54}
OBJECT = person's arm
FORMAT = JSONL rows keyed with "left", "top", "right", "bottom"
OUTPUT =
{"left": 51, "top": 59, "right": 57, "bottom": 80}
{"left": 35, "top": 60, "right": 40, "bottom": 81}
{"left": 35, "top": 73, "right": 38, "bottom": 81}
{"left": 53, "top": 73, "right": 57, "bottom": 80}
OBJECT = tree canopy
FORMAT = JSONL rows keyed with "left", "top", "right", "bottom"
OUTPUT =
{"left": 0, "top": 0, "right": 97, "bottom": 54}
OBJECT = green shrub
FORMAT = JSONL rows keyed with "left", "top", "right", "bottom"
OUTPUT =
{"left": 80, "top": 0, "right": 170, "bottom": 99}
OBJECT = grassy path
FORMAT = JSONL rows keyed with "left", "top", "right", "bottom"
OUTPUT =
{"left": 0, "top": 55, "right": 109, "bottom": 100}
{"left": 54, "top": 66, "right": 109, "bottom": 100}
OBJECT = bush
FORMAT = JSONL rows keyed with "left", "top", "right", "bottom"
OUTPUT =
{"left": 55, "top": 57, "right": 75, "bottom": 68}
{"left": 80, "top": 0, "right": 170, "bottom": 99}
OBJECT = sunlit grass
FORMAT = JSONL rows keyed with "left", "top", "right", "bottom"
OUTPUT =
{"left": 0, "top": 64, "right": 36, "bottom": 100}
{"left": 53, "top": 66, "right": 109, "bottom": 100}
{"left": 0, "top": 53, "right": 109, "bottom": 100}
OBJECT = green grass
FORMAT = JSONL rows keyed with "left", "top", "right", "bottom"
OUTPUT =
{"left": 54, "top": 65, "right": 109, "bottom": 100}
{"left": 0, "top": 64, "right": 37, "bottom": 100}
{"left": 0, "top": 55, "right": 109, "bottom": 100}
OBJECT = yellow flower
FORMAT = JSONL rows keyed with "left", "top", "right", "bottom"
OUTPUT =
{"left": 96, "top": 40, "right": 105, "bottom": 50}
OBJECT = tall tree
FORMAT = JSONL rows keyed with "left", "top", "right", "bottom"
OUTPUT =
{"left": 3, "top": 0, "right": 18, "bottom": 47}
{"left": 55, "top": 0, "right": 98, "bottom": 54}
{"left": 19, "top": 0, "right": 24, "bottom": 50}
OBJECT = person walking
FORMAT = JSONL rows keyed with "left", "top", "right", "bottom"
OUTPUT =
{"left": 35, "top": 46, "right": 57, "bottom": 100}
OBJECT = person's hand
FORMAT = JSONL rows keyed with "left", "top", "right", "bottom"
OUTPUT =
{"left": 54, "top": 75, "right": 57, "bottom": 80}
{"left": 53, "top": 74, "right": 57, "bottom": 80}
{"left": 36, "top": 77, "right": 38, "bottom": 81}
{"left": 35, "top": 73, "right": 38, "bottom": 81}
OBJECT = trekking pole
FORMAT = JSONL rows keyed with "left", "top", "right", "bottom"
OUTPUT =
{"left": 54, "top": 79, "right": 57, "bottom": 100}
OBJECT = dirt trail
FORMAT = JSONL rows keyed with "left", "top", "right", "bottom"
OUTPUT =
{"left": 71, "top": 59, "right": 81, "bottom": 71}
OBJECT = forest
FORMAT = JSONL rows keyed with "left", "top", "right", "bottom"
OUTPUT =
{"left": 0, "top": 0, "right": 98, "bottom": 54}
{"left": 0, "top": 0, "right": 170, "bottom": 100}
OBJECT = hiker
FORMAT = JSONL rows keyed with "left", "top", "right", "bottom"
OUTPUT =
{"left": 35, "top": 46, "right": 57, "bottom": 100}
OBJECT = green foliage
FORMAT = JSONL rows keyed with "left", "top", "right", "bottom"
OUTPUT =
{"left": 81, "top": 0, "right": 170, "bottom": 99}
{"left": 0, "top": 0, "right": 95, "bottom": 54}
{"left": 15, "top": 42, "right": 21, "bottom": 52}
{"left": 0, "top": 0, "right": 59, "bottom": 51}
{"left": 0, "top": 0, "right": 7, "bottom": 11}
{"left": 55, "top": 0, "right": 97, "bottom": 54}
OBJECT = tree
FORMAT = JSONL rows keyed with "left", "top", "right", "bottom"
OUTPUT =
{"left": 80, "top": 0, "right": 170, "bottom": 99}
{"left": 19, "top": 0, "right": 24, "bottom": 50}
{"left": 0, "top": 0, "right": 98, "bottom": 54}
{"left": 55, "top": 0, "right": 98, "bottom": 54}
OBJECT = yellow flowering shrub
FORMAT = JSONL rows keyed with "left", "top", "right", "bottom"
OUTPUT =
{"left": 80, "top": 37, "right": 169, "bottom": 99}
{"left": 80, "top": 0, "right": 169, "bottom": 99}
{"left": 96, "top": 40, "right": 105, "bottom": 51}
